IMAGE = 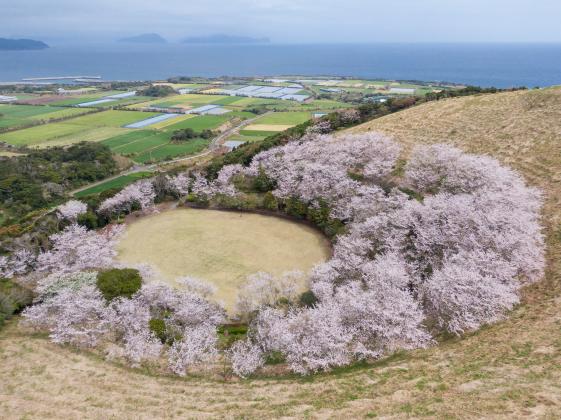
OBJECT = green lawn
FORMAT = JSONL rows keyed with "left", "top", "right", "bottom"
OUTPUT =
{"left": 74, "top": 172, "right": 154, "bottom": 198}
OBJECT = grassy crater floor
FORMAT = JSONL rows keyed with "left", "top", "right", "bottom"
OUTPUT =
{"left": 2, "top": 87, "right": 561, "bottom": 418}
{"left": 116, "top": 208, "right": 331, "bottom": 311}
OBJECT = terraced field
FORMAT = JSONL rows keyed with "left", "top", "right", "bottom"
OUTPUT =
{"left": 2, "top": 87, "right": 560, "bottom": 418}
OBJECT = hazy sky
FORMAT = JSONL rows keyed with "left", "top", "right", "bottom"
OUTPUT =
{"left": 3, "top": 0, "right": 561, "bottom": 44}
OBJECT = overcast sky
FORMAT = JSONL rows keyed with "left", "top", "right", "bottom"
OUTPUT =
{"left": 3, "top": 0, "right": 561, "bottom": 44}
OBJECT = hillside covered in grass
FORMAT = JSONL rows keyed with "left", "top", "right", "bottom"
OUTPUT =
{"left": 1, "top": 87, "right": 561, "bottom": 418}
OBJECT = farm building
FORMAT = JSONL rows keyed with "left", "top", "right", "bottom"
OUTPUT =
{"left": 223, "top": 140, "right": 246, "bottom": 151}
{"left": 210, "top": 85, "right": 310, "bottom": 102}
{"left": 187, "top": 105, "right": 231, "bottom": 115}
{"left": 0, "top": 95, "right": 17, "bottom": 103}
{"left": 389, "top": 87, "right": 416, "bottom": 94}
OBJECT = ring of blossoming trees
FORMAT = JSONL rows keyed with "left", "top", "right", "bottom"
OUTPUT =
{"left": 3, "top": 131, "right": 545, "bottom": 377}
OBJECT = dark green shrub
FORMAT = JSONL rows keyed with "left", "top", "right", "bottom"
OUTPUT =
{"left": 265, "top": 351, "right": 285, "bottom": 365}
{"left": 284, "top": 197, "right": 308, "bottom": 219}
{"left": 77, "top": 211, "right": 98, "bottom": 229}
{"left": 96, "top": 268, "right": 142, "bottom": 301}
{"left": 0, "top": 278, "right": 33, "bottom": 329}
{"left": 263, "top": 192, "right": 279, "bottom": 211}
{"left": 253, "top": 167, "right": 276, "bottom": 192}
{"left": 299, "top": 290, "right": 318, "bottom": 308}
{"left": 149, "top": 318, "right": 167, "bottom": 343}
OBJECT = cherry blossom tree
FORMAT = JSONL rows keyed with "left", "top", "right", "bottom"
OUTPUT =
{"left": 98, "top": 180, "right": 156, "bottom": 217}
{"left": 36, "top": 224, "right": 124, "bottom": 275}
{"left": 236, "top": 271, "right": 303, "bottom": 318}
{"left": 56, "top": 200, "right": 87, "bottom": 222}
{"left": 0, "top": 249, "right": 36, "bottom": 279}
{"left": 22, "top": 285, "right": 111, "bottom": 347}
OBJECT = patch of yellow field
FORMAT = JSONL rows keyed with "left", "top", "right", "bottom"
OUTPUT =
{"left": 244, "top": 124, "right": 295, "bottom": 132}
{"left": 116, "top": 208, "right": 330, "bottom": 310}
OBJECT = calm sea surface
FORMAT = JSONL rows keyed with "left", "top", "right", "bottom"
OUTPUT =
{"left": 0, "top": 43, "right": 560, "bottom": 87}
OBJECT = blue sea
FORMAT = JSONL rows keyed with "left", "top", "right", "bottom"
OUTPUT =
{"left": 0, "top": 43, "right": 560, "bottom": 88}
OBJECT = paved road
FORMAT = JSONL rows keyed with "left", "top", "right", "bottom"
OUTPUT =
{"left": 69, "top": 112, "right": 268, "bottom": 195}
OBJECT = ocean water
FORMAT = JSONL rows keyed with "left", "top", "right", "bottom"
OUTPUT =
{"left": 0, "top": 43, "right": 560, "bottom": 87}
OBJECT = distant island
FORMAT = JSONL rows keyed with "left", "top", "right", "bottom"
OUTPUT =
{"left": 182, "top": 34, "right": 270, "bottom": 44}
{"left": 0, "top": 38, "right": 49, "bottom": 50}
{"left": 118, "top": 33, "right": 167, "bottom": 44}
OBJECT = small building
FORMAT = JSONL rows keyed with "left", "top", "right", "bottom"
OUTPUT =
{"left": 223, "top": 140, "right": 246, "bottom": 151}
{"left": 389, "top": 87, "right": 416, "bottom": 95}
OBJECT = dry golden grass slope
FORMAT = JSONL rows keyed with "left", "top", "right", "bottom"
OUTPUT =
{"left": 2, "top": 87, "right": 561, "bottom": 419}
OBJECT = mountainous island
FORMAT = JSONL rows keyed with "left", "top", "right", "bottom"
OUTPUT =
{"left": 0, "top": 38, "right": 49, "bottom": 50}
{"left": 118, "top": 33, "right": 167, "bottom": 44}
{"left": 181, "top": 34, "right": 270, "bottom": 44}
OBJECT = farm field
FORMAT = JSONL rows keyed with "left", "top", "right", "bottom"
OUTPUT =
{"left": 116, "top": 208, "right": 331, "bottom": 311}
{"left": 74, "top": 171, "right": 154, "bottom": 197}
{"left": 1, "top": 88, "right": 560, "bottom": 419}
{"left": 139, "top": 93, "right": 230, "bottom": 109}
{"left": 161, "top": 114, "right": 232, "bottom": 132}
{"left": 0, "top": 104, "right": 93, "bottom": 129}
{"left": 48, "top": 91, "right": 125, "bottom": 106}
{"left": 0, "top": 102, "right": 252, "bottom": 162}
{"left": 0, "top": 122, "right": 123, "bottom": 147}
{"left": 133, "top": 140, "right": 210, "bottom": 163}
{"left": 62, "top": 110, "right": 159, "bottom": 127}
{"left": 0, "top": 110, "right": 159, "bottom": 148}
{"left": 243, "top": 111, "right": 312, "bottom": 134}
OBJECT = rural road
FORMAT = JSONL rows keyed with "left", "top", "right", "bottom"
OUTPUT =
{"left": 69, "top": 112, "right": 269, "bottom": 195}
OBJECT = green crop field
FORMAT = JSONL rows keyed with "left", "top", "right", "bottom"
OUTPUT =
{"left": 146, "top": 94, "right": 229, "bottom": 109}
{"left": 253, "top": 111, "right": 312, "bottom": 125}
{"left": 134, "top": 139, "right": 210, "bottom": 163}
{"left": 0, "top": 104, "right": 66, "bottom": 119}
{"left": 64, "top": 110, "right": 159, "bottom": 127}
{"left": 209, "top": 96, "right": 245, "bottom": 106}
{"left": 239, "top": 129, "right": 278, "bottom": 138}
{"left": 0, "top": 123, "right": 91, "bottom": 147}
{"left": 162, "top": 114, "right": 231, "bottom": 132}
{"left": 27, "top": 107, "right": 94, "bottom": 121}
{"left": 101, "top": 130, "right": 162, "bottom": 149}
{"left": 0, "top": 105, "right": 94, "bottom": 129}
{"left": 74, "top": 171, "right": 154, "bottom": 198}
{"left": 110, "top": 133, "right": 171, "bottom": 155}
